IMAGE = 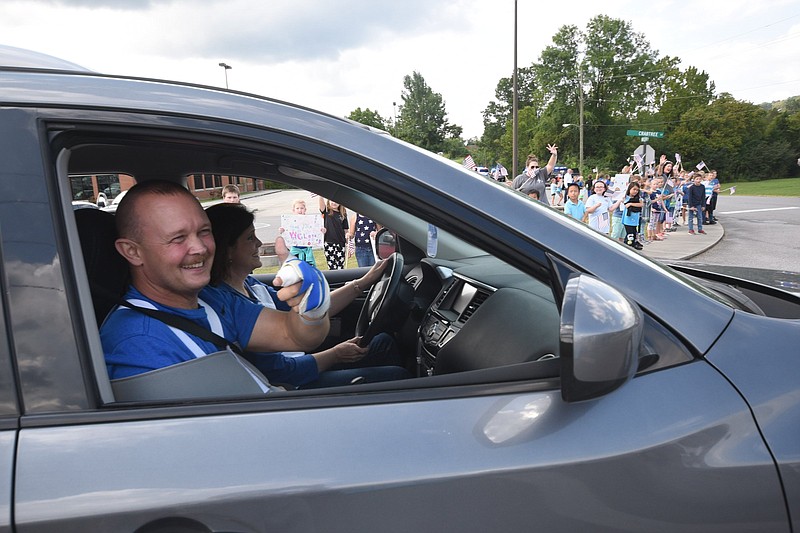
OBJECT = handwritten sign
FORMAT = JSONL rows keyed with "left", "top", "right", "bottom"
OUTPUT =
{"left": 610, "top": 174, "right": 630, "bottom": 202}
{"left": 280, "top": 214, "right": 323, "bottom": 248}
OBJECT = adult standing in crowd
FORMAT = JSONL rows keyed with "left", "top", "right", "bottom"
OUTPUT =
{"left": 348, "top": 212, "right": 377, "bottom": 267}
{"left": 511, "top": 144, "right": 558, "bottom": 205}
{"left": 656, "top": 156, "right": 677, "bottom": 232}
{"left": 318, "top": 197, "right": 349, "bottom": 269}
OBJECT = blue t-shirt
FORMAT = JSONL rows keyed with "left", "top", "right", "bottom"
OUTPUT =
{"left": 564, "top": 199, "right": 586, "bottom": 221}
{"left": 102, "top": 284, "right": 263, "bottom": 379}
{"left": 622, "top": 195, "right": 641, "bottom": 227}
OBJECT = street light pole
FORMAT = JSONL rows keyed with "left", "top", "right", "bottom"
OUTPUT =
{"left": 218, "top": 62, "right": 232, "bottom": 89}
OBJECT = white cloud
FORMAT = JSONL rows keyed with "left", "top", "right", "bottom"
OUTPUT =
{"left": 2, "top": 0, "right": 798, "bottom": 138}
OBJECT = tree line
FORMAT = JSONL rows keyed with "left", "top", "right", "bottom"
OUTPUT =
{"left": 348, "top": 15, "right": 799, "bottom": 181}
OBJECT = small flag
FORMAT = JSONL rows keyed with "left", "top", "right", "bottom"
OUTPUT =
{"left": 675, "top": 153, "right": 681, "bottom": 164}
{"left": 696, "top": 161, "right": 706, "bottom": 170}
{"left": 730, "top": 186, "right": 736, "bottom": 195}
{"left": 346, "top": 237, "right": 355, "bottom": 257}
{"left": 462, "top": 155, "right": 477, "bottom": 170}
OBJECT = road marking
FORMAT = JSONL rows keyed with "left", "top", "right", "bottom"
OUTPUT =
{"left": 718, "top": 207, "right": 799, "bottom": 215}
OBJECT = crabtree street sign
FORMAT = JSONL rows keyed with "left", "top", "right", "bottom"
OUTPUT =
{"left": 626, "top": 129, "right": 664, "bottom": 138}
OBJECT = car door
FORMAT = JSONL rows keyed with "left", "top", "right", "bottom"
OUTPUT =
{"left": 14, "top": 358, "right": 788, "bottom": 532}
{"left": 0, "top": 301, "right": 17, "bottom": 533}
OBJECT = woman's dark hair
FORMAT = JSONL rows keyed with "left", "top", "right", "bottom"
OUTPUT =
{"left": 205, "top": 203, "right": 255, "bottom": 285}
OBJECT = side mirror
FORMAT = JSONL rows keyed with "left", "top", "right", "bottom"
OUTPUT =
{"left": 560, "top": 274, "right": 643, "bottom": 402}
{"left": 375, "top": 228, "right": 397, "bottom": 260}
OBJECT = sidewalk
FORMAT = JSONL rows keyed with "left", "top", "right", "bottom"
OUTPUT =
{"left": 639, "top": 220, "right": 724, "bottom": 261}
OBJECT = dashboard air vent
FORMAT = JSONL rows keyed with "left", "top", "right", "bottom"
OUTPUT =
{"left": 458, "top": 291, "right": 489, "bottom": 323}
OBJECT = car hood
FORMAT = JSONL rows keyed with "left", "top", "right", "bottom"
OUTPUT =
{"left": 668, "top": 261, "right": 800, "bottom": 297}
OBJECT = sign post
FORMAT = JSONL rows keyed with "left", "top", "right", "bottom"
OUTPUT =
{"left": 627, "top": 130, "right": 663, "bottom": 172}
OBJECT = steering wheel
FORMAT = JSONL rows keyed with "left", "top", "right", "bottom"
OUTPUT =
{"left": 355, "top": 252, "right": 404, "bottom": 347}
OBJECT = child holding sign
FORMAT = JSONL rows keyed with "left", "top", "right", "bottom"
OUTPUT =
{"left": 279, "top": 199, "right": 323, "bottom": 267}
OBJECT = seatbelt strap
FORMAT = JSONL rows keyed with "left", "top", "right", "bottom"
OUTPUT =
{"left": 115, "top": 298, "right": 245, "bottom": 357}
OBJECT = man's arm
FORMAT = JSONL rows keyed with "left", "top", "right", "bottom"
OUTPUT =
{"left": 247, "top": 304, "right": 329, "bottom": 353}
{"left": 247, "top": 259, "right": 332, "bottom": 352}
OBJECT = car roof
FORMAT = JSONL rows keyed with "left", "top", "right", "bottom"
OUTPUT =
{"left": 0, "top": 44, "right": 90, "bottom": 71}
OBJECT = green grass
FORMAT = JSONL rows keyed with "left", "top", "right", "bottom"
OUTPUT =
{"left": 721, "top": 177, "right": 800, "bottom": 197}
{"left": 255, "top": 248, "right": 355, "bottom": 274}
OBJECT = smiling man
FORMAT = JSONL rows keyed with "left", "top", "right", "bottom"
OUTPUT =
{"left": 101, "top": 180, "right": 330, "bottom": 379}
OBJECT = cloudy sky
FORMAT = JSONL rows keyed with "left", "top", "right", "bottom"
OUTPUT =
{"left": 2, "top": 0, "right": 798, "bottom": 138}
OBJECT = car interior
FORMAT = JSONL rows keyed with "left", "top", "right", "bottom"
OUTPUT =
{"left": 57, "top": 126, "right": 691, "bottom": 405}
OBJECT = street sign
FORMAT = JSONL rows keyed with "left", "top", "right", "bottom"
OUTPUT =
{"left": 627, "top": 129, "right": 664, "bottom": 138}
{"left": 634, "top": 144, "right": 656, "bottom": 165}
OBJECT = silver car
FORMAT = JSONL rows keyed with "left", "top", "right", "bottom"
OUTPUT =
{"left": 2, "top": 45, "right": 799, "bottom": 532}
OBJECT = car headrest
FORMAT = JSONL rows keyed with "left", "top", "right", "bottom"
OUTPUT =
{"left": 75, "top": 208, "right": 129, "bottom": 324}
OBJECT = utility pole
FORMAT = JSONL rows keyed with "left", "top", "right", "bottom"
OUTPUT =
{"left": 512, "top": 0, "right": 518, "bottom": 178}
{"left": 578, "top": 69, "right": 584, "bottom": 174}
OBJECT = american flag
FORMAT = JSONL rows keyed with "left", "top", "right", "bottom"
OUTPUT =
{"left": 632, "top": 153, "right": 643, "bottom": 172}
{"left": 462, "top": 155, "right": 477, "bottom": 170}
{"left": 346, "top": 237, "right": 355, "bottom": 257}
{"left": 696, "top": 161, "right": 706, "bottom": 170}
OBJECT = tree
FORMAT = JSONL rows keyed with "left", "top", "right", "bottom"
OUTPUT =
{"left": 395, "top": 71, "right": 463, "bottom": 154}
{"left": 482, "top": 15, "right": 800, "bottom": 179}
{"left": 480, "top": 66, "right": 539, "bottom": 168}
{"left": 347, "top": 108, "right": 388, "bottom": 130}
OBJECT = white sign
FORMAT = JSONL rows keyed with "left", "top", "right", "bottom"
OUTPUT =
{"left": 280, "top": 214, "right": 323, "bottom": 248}
{"left": 611, "top": 173, "right": 630, "bottom": 202}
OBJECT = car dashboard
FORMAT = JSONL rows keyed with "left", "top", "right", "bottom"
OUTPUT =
{"left": 401, "top": 257, "right": 562, "bottom": 378}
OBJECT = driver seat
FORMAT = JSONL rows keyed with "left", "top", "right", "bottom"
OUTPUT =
{"left": 74, "top": 207, "right": 130, "bottom": 326}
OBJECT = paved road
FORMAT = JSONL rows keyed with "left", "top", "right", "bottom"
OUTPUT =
{"left": 691, "top": 195, "right": 800, "bottom": 270}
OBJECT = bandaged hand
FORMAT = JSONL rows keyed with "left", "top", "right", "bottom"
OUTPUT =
{"left": 274, "top": 257, "right": 331, "bottom": 322}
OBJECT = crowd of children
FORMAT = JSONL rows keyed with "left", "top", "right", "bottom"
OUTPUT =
{"left": 555, "top": 155, "right": 722, "bottom": 249}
